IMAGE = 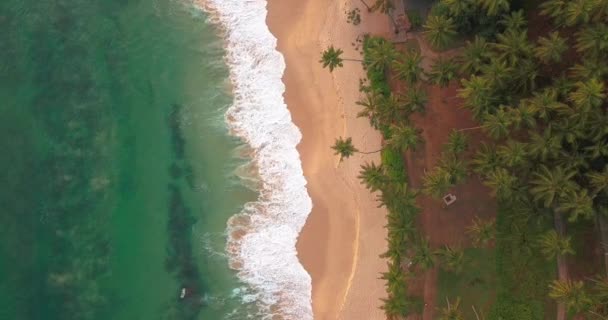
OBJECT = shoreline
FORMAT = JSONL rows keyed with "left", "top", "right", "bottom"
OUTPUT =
{"left": 266, "top": 0, "right": 391, "bottom": 318}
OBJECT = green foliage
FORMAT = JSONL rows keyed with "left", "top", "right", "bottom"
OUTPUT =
{"left": 363, "top": 36, "right": 391, "bottom": 97}
{"left": 365, "top": 37, "right": 397, "bottom": 72}
{"left": 536, "top": 229, "right": 575, "bottom": 260}
{"left": 402, "top": 86, "right": 428, "bottom": 114}
{"left": 331, "top": 136, "right": 358, "bottom": 161}
{"left": 358, "top": 162, "right": 387, "bottom": 192}
{"left": 477, "top": 0, "right": 510, "bottom": 16}
{"left": 488, "top": 202, "right": 554, "bottom": 320}
{"left": 393, "top": 50, "right": 423, "bottom": 85}
{"left": 549, "top": 279, "right": 593, "bottom": 313}
{"left": 319, "top": 46, "right": 344, "bottom": 72}
{"left": 438, "top": 297, "right": 465, "bottom": 320}
{"left": 429, "top": 57, "right": 459, "bottom": 87}
{"left": 467, "top": 216, "right": 496, "bottom": 248}
{"left": 407, "top": 10, "right": 423, "bottom": 29}
{"left": 499, "top": 10, "right": 527, "bottom": 30}
{"left": 444, "top": 131, "right": 469, "bottom": 156}
{"left": 437, "top": 248, "right": 497, "bottom": 319}
{"left": 424, "top": 15, "right": 457, "bottom": 49}
{"left": 535, "top": 31, "right": 567, "bottom": 64}
{"left": 386, "top": 124, "right": 421, "bottom": 153}
{"left": 381, "top": 147, "right": 407, "bottom": 182}
{"left": 436, "top": 245, "right": 465, "bottom": 273}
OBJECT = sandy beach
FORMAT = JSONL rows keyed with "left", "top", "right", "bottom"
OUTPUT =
{"left": 267, "top": 1, "right": 391, "bottom": 318}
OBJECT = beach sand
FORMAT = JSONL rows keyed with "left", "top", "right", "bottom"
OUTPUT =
{"left": 266, "top": 1, "right": 390, "bottom": 318}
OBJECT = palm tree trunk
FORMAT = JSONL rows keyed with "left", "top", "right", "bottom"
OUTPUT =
{"left": 597, "top": 214, "right": 608, "bottom": 277}
{"left": 457, "top": 125, "right": 484, "bottom": 132}
{"left": 472, "top": 305, "right": 482, "bottom": 320}
{"left": 359, "top": 148, "right": 383, "bottom": 154}
{"left": 359, "top": 0, "right": 372, "bottom": 12}
{"left": 554, "top": 210, "right": 568, "bottom": 320}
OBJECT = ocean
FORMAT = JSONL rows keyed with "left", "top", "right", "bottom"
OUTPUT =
{"left": 0, "top": 0, "right": 312, "bottom": 319}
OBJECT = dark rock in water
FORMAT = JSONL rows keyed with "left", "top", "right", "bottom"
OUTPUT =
{"left": 168, "top": 103, "right": 186, "bottom": 159}
{"left": 169, "top": 163, "right": 183, "bottom": 179}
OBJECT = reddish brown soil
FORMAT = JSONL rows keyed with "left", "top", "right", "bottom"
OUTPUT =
{"left": 400, "top": 82, "right": 497, "bottom": 320}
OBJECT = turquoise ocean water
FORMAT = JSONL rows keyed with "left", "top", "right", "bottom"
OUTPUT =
{"left": 0, "top": 1, "right": 262, "bottom": 319}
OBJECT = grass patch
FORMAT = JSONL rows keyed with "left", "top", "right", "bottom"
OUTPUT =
{"left": 437, "top": 248, "right": 497, "bottom": 319}
{"left": 488, "top": 202, "right": 556, "bottom": 320}
{"left": 382, "top": 146, "right": 407, "bottom": 182}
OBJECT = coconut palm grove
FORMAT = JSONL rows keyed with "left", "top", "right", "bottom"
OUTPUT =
{"left": 324, "top": 0, "right": 608, "bottom": 319}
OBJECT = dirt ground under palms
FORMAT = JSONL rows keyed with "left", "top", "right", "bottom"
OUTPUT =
{"left": 397, "top": 78, "right": 498, "bottom": 319}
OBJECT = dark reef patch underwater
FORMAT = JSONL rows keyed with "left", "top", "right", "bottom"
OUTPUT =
{"left": 0, "top": 1, "right": 257, "bottom": 319}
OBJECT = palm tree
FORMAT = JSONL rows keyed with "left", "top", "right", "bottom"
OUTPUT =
{"left": 570, "top": 58, "right": 608, "bottom": 80}
{"left": 530, "top": 165, "right": 578, "bottom": 208}
{"left": 386, "top": 124, "right": 421, "bottom": 152}
{"left": 565, "top": 0, "right": 595, "bottom": 26}
{"left": 483, "top": 167, "right": 518, "bottom": 199}
{"left": 423, "top": 167, "right": 453, "bottom": 197}
{"left": 549, "top": 279, "right": 593, "bottom": 314}
{"left": 478, "top": 0, "right": 510, "bottom": 16}
{"left": 472, "top": 143, "right": 500, "bottom": 176}
{"left": 557, "top": 188, "right": 595, "bottom": 222}
{"left": 332, "top": 137, "right": 358, "bottom": 161}
{"left": 429, "top": 57, "right": 458, "bottom": 87}
{"left": 482, "top": 107, "right": 512, "bottom": 140}
{"left": 527, "top": 128, "right": 562, "bottom": 161}
{"left": 435, "top": 245, "right": 465, "bottom": 273}
{"left": 381, "top": 295, "right": 414, "bottom": 317}
{"left": 443, "top": 0, "right": 475, "bottom": 17}
{"left": 590, "top": 276, "right": 608, "bottom": 316}
{"left": 510, "top": 58, "right": 539, "bottom": 94}
{"left": 467, "top": 216, "right": 496, "bottom": 248}
{"left": 380, "top": 261, "right": 407, "bottom": 294}
{"left": 438, "top": 297, "right": 464, "bottom": 320}
{"left": 527, "top": 88, "right": 563, "bottom": 121}
{"left": 510, "top": 103, "right": 537, "bottom": 129}
{"left": 537, "top": 230, "right": 575, "bottom": 260}
{"left": 444, "top": 131, "right": 468, "bottom": 155}
{"left": 585, "top": 140, "right": 608, "bottom": 160}
{"left": 440, "top": 155, "right": 468, "bottom": 185}
{"left": 458, "top": 76, "right": 496, "bottom": 120}
{"left": 358, "top": 162, "right": 387, "bottom": 192}
{"left": 575, "top": 23, "right": 608, "bottom": 57}
{"left": 356, "top": 90, "right": 382, "bottom": 129}
{"left": 402, "top": 86, "right": 428, "bottom": 114}
{"left": 480, "top": 58, "right": 511, "bottom": 89}
{"left": 377, "top": 93, "right": 405, "bottom": 125}
{"left": 535, "top": 32, "right": 567, "bottom": 64}
{"left": 494, "top": 29, "right": 533, "bottom": 67}
{"left": 499, "top": 10, "right": 527, "bottom": 30}
{"left": 424, "top": 15, "right": 457, "bottom": 49}
{"left": 366, "top": 39, "right": 397, "bottom": 72}
{"left": 568, "top": 78, "right": 606, "bottom": 110}
{"left": 540, "top": 0, "right": 567, "bottom": 24}
{"left": 393, "top": 50, "right": 423, "bottom": 85}
{"left": 320, "top": 46, "right": 361, "bottom": 72}
{"left": 412, "top": 237, "right": 435, "bottom": 270}
{"left": 460, "top": 36, "right": 492, "bottom": 75}
{"left": 497, "top": 140, "right": 527, "bottom": 168}
{"left": 588, "top": 166, "right": 608, "bottom": 195}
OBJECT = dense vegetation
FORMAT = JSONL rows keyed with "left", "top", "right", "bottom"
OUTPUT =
{"left": 323, "top": 0, "right": 608, "bottom": 318}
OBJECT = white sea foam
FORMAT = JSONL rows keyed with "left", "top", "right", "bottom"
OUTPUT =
{"left": 197, "top": 1, "right": 313, "bottom": 319}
